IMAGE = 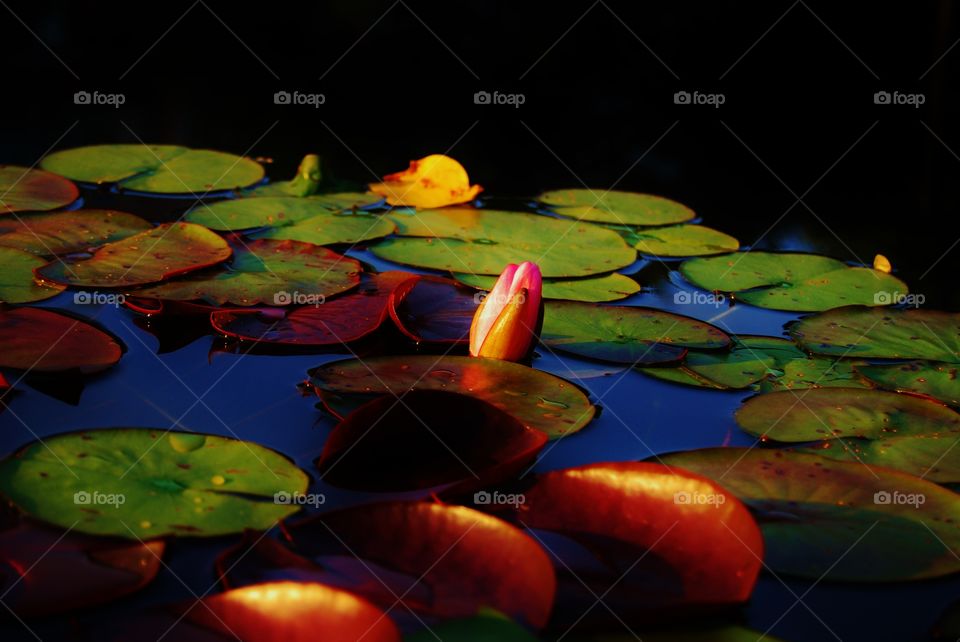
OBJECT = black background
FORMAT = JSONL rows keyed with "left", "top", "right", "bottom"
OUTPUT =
{"left": 3, "top": 0, "right": 958, "bottom": 306}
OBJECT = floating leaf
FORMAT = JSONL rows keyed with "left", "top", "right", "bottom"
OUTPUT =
{"left": 0, "top": 165, "right": 78, "bottom": 213}
{"left": 803, "top": 434, "right": 960, "bottom": 483}
{"left": 36, "top": 222, "right": 232, "bottom": 288}
{"left": 0, "top": 209, "right": 152, "bottom": 255}
{"left": 406, "top": 611, "right": 537, "bottom": 642}
{"left": 130, "top": 239, "right": 360, "bottom": 306}
{"left": 0, "top": 428, "right": 309, "bottom": 538}
{"left": 309, "top": 355, "right": 595, "bottom": 438}
{"left": 388, "top": 275, "right": 476, "bottom": 343}
{"left": 250, "top": 211, "right": 394, "bottom": 246}
{"left": 516, "top": 462, "right": 762, "bottom": 618}
{"left": 640, "top": 335, "right": 797, "bottom": 389}
{"left": 210, "top": 271, "right": 410, "bottom": 345}
{"left": 538, "top": 189, "right": 695, "bottom": 226}
{"left": 369, "top": 154, "right": 482, "bottom": 208}
{"left": 659, "top": 448, "right": 960, "bottom": 581}
{"left": 680, "top": 252, "right": 908, "bottom": 312}
{"left": 371, "top": 208, "right": 636, "bottom": 277}
{"left": 758, "top": 355, "right": 870, "bottom": 392}
{"left": 857, "top": 361, "right": 960, "bottom": 406}
{"left": 0, "top": 247, "right": 65, "bottom": 303}
{"left": 454, "top": 271, "right": 640, "bottom": 302}
{"left": 629, "top": 224, "right": 739, "bottom": 258}
{"left": 540, "top": 300, "right": 730, "bottom": 365}
{"left": 41, "top": 144, "right": 265, "bottom": 194}
{"left": 0, "top": 307, "right": 122, "bottom": 372}
{"left": 791, "top": 306, "right": 960, "bottom": 362}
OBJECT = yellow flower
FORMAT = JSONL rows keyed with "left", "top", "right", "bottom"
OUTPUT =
{"left": 370, "top": 154, "right": 482, "bottom": 208}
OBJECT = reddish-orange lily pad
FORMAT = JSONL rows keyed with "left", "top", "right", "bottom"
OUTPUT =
{"left": 0, "top": 307, "right": 123, "bottom": 372}
{"left": 0, "top": 165, "right": 79, "bottom": 214}
{"left": 388, "top": 274, "right": 477, "bottom": 344}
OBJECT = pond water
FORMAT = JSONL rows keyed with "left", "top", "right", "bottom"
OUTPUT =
{"left": 1, "top": 189, "right": 957, "bottom": 642}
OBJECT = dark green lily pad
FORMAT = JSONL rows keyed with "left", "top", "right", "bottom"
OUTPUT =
{"left": 406, "top": 611, "right": 537, "bottom": 642}
{"left": 36, "top": 222, "right": 232, "bottom": 288}
{"left": 371, "top": 208, "right": 636, "bottom": 277}
{"left": 454, "top": 271, "right": 640, "bottom": 303}
{"left": 791, "top": 306, "right": 960, "bottom": 362}
{"left": 659, "top": 448, "right": 960, "bottom": 581}
{"left": 130, "top": 239, "right": 360, "bottom": 306}
{"left": 0, "top": 247, "right": 65, "bottom": 303}
{"left": 0, "top": 428, "right": 309, "bottom": 538}
{"left": 309, "top": 355, "right": 595, "bottom": 438}
{"left": 680, "top": 252, "right": 908, "bottom": 312}
{"left": 0, "top": 165, "right": 79, "bottom": 214}
{"left": 540, "top": 300, "right": 730, "bottom": 365}
{"left": 40, "top": 145, "right": 265, "bottom": 194}
{"left": 0, "top": 307, "right": 123, "bottom": 373}
{"left": 0, "top": 209, "right": 153, "bottom": 255}
{"left": 538, "top": 189, "right": 695, "bottom": 226}
{"left": 857, "top": 361, "right": 960, "bottom": 406}
{"left": 628, "top": 224, "right": 739, "bottom": 258}
{"left": 758, "top": 355, "right": 870, "bottom": 392}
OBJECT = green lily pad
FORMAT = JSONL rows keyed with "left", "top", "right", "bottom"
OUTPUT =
{"left": 0, "top": 209, "right": 153, "bottom": 255}
{"left": 0, "top": 247, "right": 65, "bottom": 303}
{"left": 659, "top": 448, "right": 960, "bottom": 581}
{"left": 759, "top": 356, "right": 870, "bottom": 392}
{"left": 628, "top": 224, "right": 739, "bottom": 258}
{"left": 453, "top": 271, "right": 640, "bottom": 303}
{"left": 250, "top": 211, "right": 394, "bottom": 246}
{"left": 371, "top": 208, "right": 636, "bottom": 277}
{"left": 309, "top": 355, "right": 595, "bottom": 438}
{"left": 40, "top": 145, "right": 264, "bottom": 194}
{"left": 36, "top": 222, "right": 232, "bottom": 288}
{"left": 540, "top": 300, "right": 730, "bottom": 365}
{"left": 1, "top": 166, "right": 79, "bottom": 214}
{"left": 0, "top": 307, "right": 123, "bottom": 373}
{"left": 406, "top": 611, "right": 537, "bottom": 642}
{"left": 680, "top": 252, "right": 908, "bottom": 312}
{"left": 802, "top": 434, "right": 960, "bottom": 483}
{"left": 249, "top": 153, "right": 324, "bottom": 197}
{"left": 130, "top": 239, "right": 360, "bottom": 306}
{"left": 538, "top": 189, "right": 695, "bottom": 226}
{"left": 791, "top": 306, "right": 960, "bottom": 362}
{"left": 0, "top": 428, "right": 309, "bottom": 538}
{"left": 857, "top": 361, "right": 960, "bottom": 406}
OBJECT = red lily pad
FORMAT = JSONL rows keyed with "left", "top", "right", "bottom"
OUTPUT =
{"left": 210, "top": 271, "right": 412, "bottom": 345}
{"left": 317, "top": 390, "right": 547, "bottom": 492}
{"left": 517, "top": 462, "right": 762, "bottom": 621}
{"left": 388, "top": 274, "right": 477, "bottom": 343}
{"left": 0, "top": 165, "right": 78, "bottom": 214}
{"left": 36, "top": 222, "right": 232, "bottom": 288}
{"left": 0, "top": 209, "right": 153, "bottom": 255}
{"left": 0, "top": 307, "right": 123, "bottom": 372}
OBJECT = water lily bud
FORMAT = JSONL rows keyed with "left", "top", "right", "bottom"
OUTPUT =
{"left": 470, "top": 262, "right": 543, "bottom": 361}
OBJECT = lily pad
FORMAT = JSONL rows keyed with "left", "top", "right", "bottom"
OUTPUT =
{"left": 388, "top": 275, "right": 476, "bottom": 343}
{"left": 0, "top": 247, "right": 65, "bottom": 303}
{"left": 538, "top": 189, "right": 695, "bottom": 226}
{"left": 0, "top": 209, "right": 153, "bottom": 255}
{"left": 210, "top": 271, "right": 410, "bottom": 345}
{"left": 406, "top": 612, "right": 537, "bottom": 642}
{"left": 0, "top": 165, "right": 79, "bottom": 214}
{"left": 454, "top": 271, "right": 640, "bottom": 303}
{"left": 629, "top": 224, "right": 739, "bottom": 258}
{"left": 802, "top": 434, "right": 960, "bottom": 483}
{"left": 0, "top": 307, "right": 123, "bottom": 372}
{"left": 316, "top": 390, "right": 546, "bottom": 492}
{"left": 857, "top": 361, "right": 960, "bottom": 406}
{"left": 40, "top": 144, "right": 265, "bottom": 194}
{"left": 758, "top": 355, "right": 870, "bottom": 392}
{"left": 36, "top": 222, "right": 232, "bottom": 288}
{"left": 791, "top": 306, "right": 960, "bottom": 362}
{"left": 309, "top": 355, "right": 595, "bottom": 438}
{"left": 130, "top": 239, "right": 360, "bottom": 306}
{"left": 0, "top": 428, "right": 309, "bottom": 538}
{"left": 660, "top": 448, "right": 960, "bottom": 581}
{"left": 540, "top": 300, "right": 730, "bottom": 365}
{"left": 371, "top": 208, "right": 636, "bottom": 277}
{"left": 680, "top": 252, "right": 908, "bottom": 312}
